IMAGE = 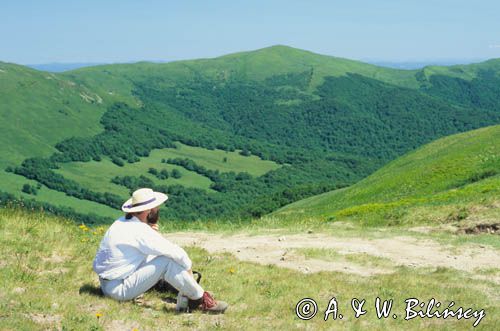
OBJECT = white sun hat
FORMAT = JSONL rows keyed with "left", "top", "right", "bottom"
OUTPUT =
{"left": 121, "top": 188, "right": 168, "bottom": 213}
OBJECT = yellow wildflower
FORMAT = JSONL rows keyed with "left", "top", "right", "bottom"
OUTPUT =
{"left": 228, "top": 267, "right": 235, "bottom": 274}
{"left": 95, "top": 312, "right": 103, "bottom": 319}
{"left": 79, "top": 224, "right": 89, "bottom": 231}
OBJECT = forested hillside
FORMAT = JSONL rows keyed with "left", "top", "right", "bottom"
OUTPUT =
{"left": 274, "top": 125, "right": 500, "bottom": 226}
{"left": 2, "top": 46, "right": 500, "bottom": 222}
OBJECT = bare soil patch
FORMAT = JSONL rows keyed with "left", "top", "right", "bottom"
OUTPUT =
{"left": 167, "top": 232, "right": 500, "bottom": 277}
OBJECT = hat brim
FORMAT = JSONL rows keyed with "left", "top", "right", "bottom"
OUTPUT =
{"left": 121, "top": 192, "right": 168, "bottom": 213}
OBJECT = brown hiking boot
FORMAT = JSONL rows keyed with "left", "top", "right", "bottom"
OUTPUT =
{"left": 187, "top": 291, "right": 228, "bottom": 314}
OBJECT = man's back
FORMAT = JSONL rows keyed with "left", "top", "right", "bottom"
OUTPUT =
{"left": 93, "top": 215, "right": 191, "bottom": 280}
{"left": 93, "top": 216, "right": 150, "bottom": 280}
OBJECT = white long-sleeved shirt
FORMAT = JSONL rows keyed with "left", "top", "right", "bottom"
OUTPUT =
{"left": 92, "top": 216, "right": 192, "bottom": 280}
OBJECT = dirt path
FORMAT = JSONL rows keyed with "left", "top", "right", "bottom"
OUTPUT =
{"left": 166, "top": 232, "right": 500, "bottom": 278}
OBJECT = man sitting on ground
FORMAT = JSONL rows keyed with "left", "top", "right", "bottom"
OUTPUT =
{"left": 92, "top": 188, "right": 228, "bottom": 313}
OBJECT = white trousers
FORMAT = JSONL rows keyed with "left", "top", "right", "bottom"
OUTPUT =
{"left": 99, "top": 255, "right": 204, "bottom": 301}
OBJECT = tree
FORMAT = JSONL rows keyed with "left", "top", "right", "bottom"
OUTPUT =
{"left": 111, "top": 157, "right": 124, "bottom": 167}
{"left": 171, "top": 169, "right": 182, "bottom": 179}
{"left": 159, "top": 169, "right": 169, "bottom": 179}
{"left": 239, "top": 149, "right": 251, "bottom": 156}
{"left": 22, "top": 184, "right": 37, "bottom": 195}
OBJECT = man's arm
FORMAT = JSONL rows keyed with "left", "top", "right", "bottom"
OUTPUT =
{"left": 146, "top": 223, "right": 194, "bottom": 276}
{"left": 135, "top": 226, "right": 192, "bottom": 270}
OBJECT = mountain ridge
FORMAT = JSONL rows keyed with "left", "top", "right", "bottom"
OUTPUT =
{"left": 2, "top": 45, "right": 500, "bottom": 221}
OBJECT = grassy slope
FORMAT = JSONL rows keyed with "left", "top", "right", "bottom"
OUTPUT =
{"left": 2, "top": 168, "right": 495, "bottom": 327}
{"left": 3, "top": 46, "right": 498, "bottom": 168}
{"left": 0, "top": 62, "right": 106, "bottom": 167}
{"left": 1, "top": 208, "right": 498, "bottom": 330}
{"left": 63, "top": 46, "right": 500, "bottom": 104}
{"left": 273, "top": 125, "right": 500, "bottom": 225}
{"left": 420, "top": 58, "right": 500, "bottom": 81}
{"left": 3, "top": 172, "right": 119, "bottom": 219}
{"left": 62, "top": 45, "right": 421, "bottom": 103}
{"left": 0, "top": 62, "right": 120, "bottom": 218}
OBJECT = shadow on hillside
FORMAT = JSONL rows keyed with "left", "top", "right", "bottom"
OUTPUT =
{"left": 79, "top": 283, "right": 103, "bottom": 297}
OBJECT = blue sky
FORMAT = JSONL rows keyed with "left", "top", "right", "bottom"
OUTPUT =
{"left": 2, "top": 0, "right": 499, "bottom": 64}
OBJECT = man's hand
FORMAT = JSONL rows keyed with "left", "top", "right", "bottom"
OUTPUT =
{"left": 149, "top": 223, "right": 159, "bottom": 232}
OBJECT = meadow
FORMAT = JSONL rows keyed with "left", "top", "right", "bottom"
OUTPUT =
{"left": 1, "top": 208, "right": 498, "bottom": 330}
{"left": 55, "top": 142, "right": 281, "bottom": 198}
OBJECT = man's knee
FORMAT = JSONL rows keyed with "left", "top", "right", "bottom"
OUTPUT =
{"left": 102, "top": 285, "right": 129, "bottom": 302}
{"left": 151, "top": 255, "right": 175, "bottom": 268}
{"left": 150, "top": 256, "right": 187, "bottom": 276}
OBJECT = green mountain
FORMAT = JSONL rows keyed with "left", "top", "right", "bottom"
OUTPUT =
{"left": 0, "top": 62, "right": 106, "bottom": 166}
{"left": 2, "top": 46, "right": 500, "bottom": 222}
{"left": 273, "top": 125, "right": 500, "bottom": 226}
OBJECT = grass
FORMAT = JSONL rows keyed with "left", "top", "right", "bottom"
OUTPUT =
{"left": 1, "top": 208, "right": 498, "bottom": 330}
{"left": 296, "top": 248, "right": 394, "bottom": 268}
